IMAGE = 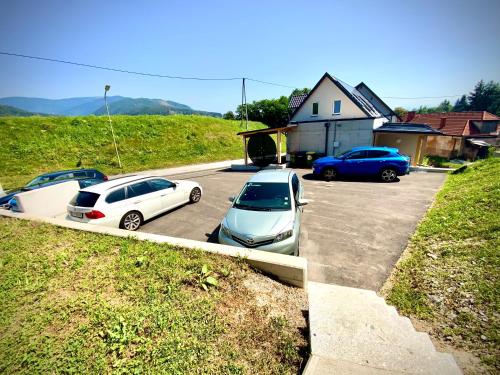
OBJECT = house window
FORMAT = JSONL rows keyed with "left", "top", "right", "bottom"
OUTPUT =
{"left": 333, "top": 100, "right": 341, "bottom": 114}
{"left": 312, "top": 102, "right": 318, "bottom": 116}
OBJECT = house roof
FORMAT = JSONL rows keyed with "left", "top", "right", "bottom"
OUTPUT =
{"left": 289, "top": 73, "right": 382, "bottom": 119}
{"left": 355, "top": 82, "right": 398, "bottom": 119}
{"left": 288, "top": 94, "right": 308, "bottom": 110}
{"left": 403, "top": 111, "right": 499, "bottom": 136}
{"left": 373, "top": 123, "right": 443, "bottom": 135}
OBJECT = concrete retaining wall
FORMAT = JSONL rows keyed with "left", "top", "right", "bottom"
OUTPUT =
{"left": 0, "top": 210, "right": 308, "bottom": 288}
{"left": 12, "top": 181, "right": 79, "bottom": 217}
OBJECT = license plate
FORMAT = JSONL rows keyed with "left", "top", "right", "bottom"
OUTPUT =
{"left": 70, "top": 211, "right": 83, "bottom": 218}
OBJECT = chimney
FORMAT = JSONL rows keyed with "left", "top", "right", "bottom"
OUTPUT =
{"left": 406, "top": 111, "right": 416, "bottom": 122}
{"left": 439, "top": 117, "right": 446, "bottom": 129}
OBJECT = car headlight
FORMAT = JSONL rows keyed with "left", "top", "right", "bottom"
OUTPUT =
{"left": 220, "top": 222, "right": 231, "bottom": 237}
{"left": 274, "top": 229, "right": 293, "bottom": 243}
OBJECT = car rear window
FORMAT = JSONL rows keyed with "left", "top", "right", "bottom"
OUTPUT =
{"left": 70, "top": 191, "right": 100, "bottom": 207}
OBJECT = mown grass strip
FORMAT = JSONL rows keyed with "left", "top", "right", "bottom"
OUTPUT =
{"left": 385, "top": 157, "right": 500, "bottom": 371}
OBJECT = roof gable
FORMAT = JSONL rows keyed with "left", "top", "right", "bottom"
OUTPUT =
{"left": 289, "top": 73, "right": 381, "bottom": 121}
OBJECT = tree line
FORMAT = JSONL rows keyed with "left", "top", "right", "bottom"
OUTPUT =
{"left": 223, "top": 88, "right": 310, "bottom": 128}
{"left": 394, "top": 80, "right": 500, "bottom": 118}
{"left": 224, "top": 80, "right": 499, "bottom": 128}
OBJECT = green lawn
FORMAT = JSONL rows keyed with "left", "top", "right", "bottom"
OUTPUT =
{"left": 0, "top": 115, "right": 267, "bottom": 190}
{"left": 0, "top": 217, "right": 306, "bottom": 374}
{"left": 385, "top": 157, "right": 500, "bottom": 371}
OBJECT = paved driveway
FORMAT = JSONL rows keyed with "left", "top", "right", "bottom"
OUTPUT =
{"left": 140, "top": 169, "right": 446, "bottom": 290}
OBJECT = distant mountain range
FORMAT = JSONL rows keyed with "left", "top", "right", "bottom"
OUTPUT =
{"left": 0, "top": 96, "right": 221, "bottom": 117}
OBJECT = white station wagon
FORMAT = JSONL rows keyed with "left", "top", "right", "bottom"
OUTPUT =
{"left": 67, "top": 175, "right": 202, "bottom": 231}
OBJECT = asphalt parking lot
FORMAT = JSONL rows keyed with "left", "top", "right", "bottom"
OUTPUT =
{"left": 140, "top": 168, "right": 446, "bottom": 291}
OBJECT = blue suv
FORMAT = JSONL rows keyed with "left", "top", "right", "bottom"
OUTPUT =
{"left": 312, "top": 147, "right": 410, "bottom": 182}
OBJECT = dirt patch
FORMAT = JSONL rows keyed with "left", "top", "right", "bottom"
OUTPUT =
{"left": 243, "top": 272, "right": 308, "bottom": 330}
{"left": 214, "top": 267, "right": 309, "bottom": 374}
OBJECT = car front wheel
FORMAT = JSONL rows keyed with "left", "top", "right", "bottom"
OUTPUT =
{"left": 380, "top": 168, "right": 397, "bottom": 182}
{"left": 322, "top": 167, "right": 337, "bottom": 181}
{"left": 189, "top": 187, "right": 202, "bottom": 203}
{"left": 120, "top": 211, "right": 143, "bottom": 231}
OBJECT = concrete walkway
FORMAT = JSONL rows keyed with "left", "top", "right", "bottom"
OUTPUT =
{"left": 305, "top": 282, "right": 462, "bottom": 374}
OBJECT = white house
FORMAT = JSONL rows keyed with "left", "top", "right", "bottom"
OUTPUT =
{"left": 287, "top": 73, "right": 396, "bottom": 157}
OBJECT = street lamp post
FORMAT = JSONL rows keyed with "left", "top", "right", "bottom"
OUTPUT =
{"left": 104, "top": 85, "right": 122, "bottom": 169}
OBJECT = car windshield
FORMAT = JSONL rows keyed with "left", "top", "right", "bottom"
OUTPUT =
{"left": 234, "top": 182, "right": 291, "bottom": 211}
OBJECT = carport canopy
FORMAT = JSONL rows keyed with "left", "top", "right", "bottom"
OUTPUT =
{"left": 237, "top": 125, "right": 297, "bottom": 165}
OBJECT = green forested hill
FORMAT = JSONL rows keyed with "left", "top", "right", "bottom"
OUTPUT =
{"left": 0, "top": 115, "right": 265, "bottom": 189}
{"left": 0, "top": 104, "right": 37, "bottom": 117}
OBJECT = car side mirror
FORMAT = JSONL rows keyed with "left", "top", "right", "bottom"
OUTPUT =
{"left": 228, "top": 196, "right": 235, "bottom": 202}
{"left": 297, "top": 198, "right": 309, "bottom": 206}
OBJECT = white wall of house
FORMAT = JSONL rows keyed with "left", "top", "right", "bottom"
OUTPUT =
{"left": 373, "top": 117, "right": 388, "bottom": 129}
{"left": 287, "top": 119, "right": 375, "bottom": 156}
{"left": 291, "top": 78, "right": 366, "bottom": 122}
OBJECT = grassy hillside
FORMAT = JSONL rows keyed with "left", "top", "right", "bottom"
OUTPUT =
{"left": 0, "top": 115, "right": 266, "bottom": 189}
{"left": 384, "top": 158, "right": 500, "bottom": 372}
{"left": 0, "top": 217, "right": 307, "bottom": 374}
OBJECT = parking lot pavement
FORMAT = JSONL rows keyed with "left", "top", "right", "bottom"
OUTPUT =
{"left": 139, "top": 169, "right": 253, "bottom": 242}
{"left": 139, "top": 168, "right": 446, "bottom": 291}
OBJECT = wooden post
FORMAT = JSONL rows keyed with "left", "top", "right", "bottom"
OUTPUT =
{"left": 243, "top": 136, "right": 248, "bottom": 165}
{"left": 276, "top": 130, "right": 282, "bottom": 164}
{"left": 420, "top": 136, "right": 428, "bottom": 164}
{"left": 414, "top": 135, "right": 424, "bottom": 166}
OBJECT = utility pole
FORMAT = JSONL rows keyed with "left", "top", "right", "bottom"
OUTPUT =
{"left": 104, "top": 85, "right": 122, "bottom": 169}
{"left": 241, "top": 78, "right": 249, "bottom": 130}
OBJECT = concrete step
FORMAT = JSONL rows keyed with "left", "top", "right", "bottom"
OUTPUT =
{"left": 304, "top": 355, "right": 405, "bottom": 374}
{"left": 309, "top": 284, "right": 433, "bottom": 353}
{"left": 312, "top": 318, "right": 436, "bottom": 357}
{"left": 312, "top": 332, "right": 460, "bottom": 374}
{"left": 308, "top": 282, "right": 462, "bottom": 375}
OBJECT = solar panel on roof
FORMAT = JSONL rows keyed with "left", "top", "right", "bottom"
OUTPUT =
{"left": 335, "top": 78, "right": 381, "bottom": 117}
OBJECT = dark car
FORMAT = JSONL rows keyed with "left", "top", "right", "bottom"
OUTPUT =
{"left": 0, "top": 169, "right": 108, "bottom": 207}
{"left": 312, "top": 146, "right": 410, "bottom": 182}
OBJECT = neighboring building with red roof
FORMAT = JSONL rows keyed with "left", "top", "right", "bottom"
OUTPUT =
{"left": 399, "top": 111, "right": 499, "bottom": 159}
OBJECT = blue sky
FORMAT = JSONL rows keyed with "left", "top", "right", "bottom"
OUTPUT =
{"left": 0, "top": 0, "right": 499, "bottom": 113}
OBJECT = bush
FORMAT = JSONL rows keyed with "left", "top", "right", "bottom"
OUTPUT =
{"left": 423, "top": 155, "right": 448, "bottom": 167}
